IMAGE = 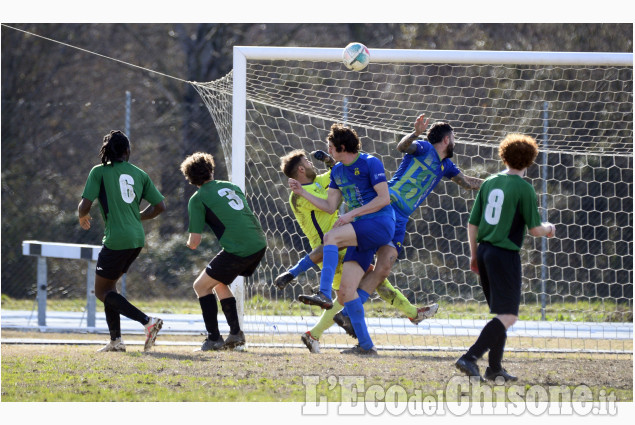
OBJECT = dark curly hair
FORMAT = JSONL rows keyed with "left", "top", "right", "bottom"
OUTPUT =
{"left": 498, "top": 134, "right": 539, "bottom": 171}
{"left": 99, "top": 130, "right": 130, "bottom": 165}
{"left": 280, "top": 149, "right": 306, "bottom": 178}
{"left": 426, "top": 122, "right": 453, "bottom": 144}
{"left": 180, "top": 152, "right": 215, "bottom": 186}
{"left": 327, "top": 123, "right": 361, "bottom": 153}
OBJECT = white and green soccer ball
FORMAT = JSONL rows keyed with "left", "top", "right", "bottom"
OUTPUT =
{"left": 342, "top": 42, "right": 370, "bottom": 71}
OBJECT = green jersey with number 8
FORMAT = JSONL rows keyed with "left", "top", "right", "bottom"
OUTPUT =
{"left": 468, "top": 172, "right": 542, "bottom": 251}
{"left": 81, "top": 161, "right": 165, "bottom": 250}
{"left": 187, "top": 180, "right": 266, "bottom": 257}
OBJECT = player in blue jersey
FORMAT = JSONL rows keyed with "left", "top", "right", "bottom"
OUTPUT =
{"left": 289, "top": 123, "right": 395, "bottom": 355}
{"left": 331, "top": 114, "right": 483, "bottom": 337}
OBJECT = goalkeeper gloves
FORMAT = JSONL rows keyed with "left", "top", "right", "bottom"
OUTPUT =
{"left": 311, "top": 150, "right": 335, "bottom": 168}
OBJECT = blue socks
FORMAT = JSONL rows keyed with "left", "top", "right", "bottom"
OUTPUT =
{"left": 289, "top": 253, "right": 316, "bottom": 277}
{"left": 344, "top": 297, "right": 373, "bottom": 350}
{"left": 318, "top": 245, "right": 339, "bottom": 298}
{"left": 341, "top": 289, "right": 370, "bottom": 317}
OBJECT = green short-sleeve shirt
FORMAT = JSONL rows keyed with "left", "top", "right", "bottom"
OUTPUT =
{"left": 469, "top": 172, "right": 542, "bottom": 251}
{"left": 81, "top": 161, "right": 164, "bottom": 250}
{"left": 188, "top": 180, "right": 266, "bottom": 257}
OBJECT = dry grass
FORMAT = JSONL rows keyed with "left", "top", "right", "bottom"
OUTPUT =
{"left": 1, "top": 330, "right": 632, "bottom": 403}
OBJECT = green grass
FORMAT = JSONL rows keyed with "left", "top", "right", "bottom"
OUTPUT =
{"left": 2, "top": 344, "right": 632, "bottom": 402}
{"left": 1, "top": 293, "right": 631, "bottom": 322}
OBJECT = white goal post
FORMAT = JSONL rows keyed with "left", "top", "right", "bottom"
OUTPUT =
{"left": 191, "top": 46, "right": 633, "bottom": 353}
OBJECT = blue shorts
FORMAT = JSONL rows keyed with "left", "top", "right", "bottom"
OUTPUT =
{"left": 391, "top": 211, "right": 409, "bottom": 255}
{"left": 343, "top": 214, "right": 395, "bottom": 271}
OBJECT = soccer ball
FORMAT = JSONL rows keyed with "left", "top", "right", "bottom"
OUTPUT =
{"left": 342, "top": 42, "right": 370, "bottom": 71}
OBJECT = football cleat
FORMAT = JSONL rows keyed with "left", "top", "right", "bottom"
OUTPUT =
{"left": 195, "top": 336, "right": 225, "bottom": 352}
{"left": 223, "top": 331, "right": 246, "bottom": 350}
{"left": 333, "top": 311, "right": 357, "bottom": 339}
{"left": 340, "top": 344, "right": 378, "bottom": 356}
{"left": 298, "top": 291, "right": 333, "bottom": 310}
{"left": 455, "top": 356, "right": 485, "bottom": 382}
{"left": 274, "top": 271, "right": 295, "bottom": 289}
{"left": 409, "top": 303, "right": 440, "bottom": 324}
{"left": 301, "top": 331, "right": 321, "bottom": 353}
{"left": 484, "top": 367, "right": 518, "bottom": 382}
{"left": 143, "top": 317, "right": 163, "bottom": 352}
{"left": 97, "top": 338, "right": 126, "bottom": 352}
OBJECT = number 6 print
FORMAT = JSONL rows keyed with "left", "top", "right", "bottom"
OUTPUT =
{"left": 119, "top": 174, "right": 136, "bottom": 204}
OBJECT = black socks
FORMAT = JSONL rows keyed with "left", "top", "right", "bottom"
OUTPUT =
{"left": 464, "top": 317, "right": 507, "bottom": 365}
{"left": 199, "top": 293, "right": 221, "bottom": 341}
{"left": 103, "top": 292, "right": 149, "bottom": 326}
{"left": 104, "top": 304, "right": 121, "bottom": 341}
{"left": 220, "top": 297, "right": 241, "bottom": 336}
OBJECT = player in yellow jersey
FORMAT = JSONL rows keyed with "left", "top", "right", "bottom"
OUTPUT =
{"left": 279, "top": 149, "right": 436, "bottom": 353}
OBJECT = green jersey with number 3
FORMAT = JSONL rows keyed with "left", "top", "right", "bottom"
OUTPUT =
{"left": 187, "top": 180, "right": 266, "bottom": 257}
{"left": 81, "top": 161, "right": 165, "bottom": 250}
{"left": 469, "top": 172, "right": 542, "bottom": 251}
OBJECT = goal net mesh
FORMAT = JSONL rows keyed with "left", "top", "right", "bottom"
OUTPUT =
{"left": 191, "top": 55, "right": 633, "bottom": 353}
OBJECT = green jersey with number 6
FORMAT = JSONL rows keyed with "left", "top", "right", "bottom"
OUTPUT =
{"left": 469, "top": 172, "right": 542, "bottom": 251}
{"left": 81, "top": 161, "right": 165, "bottom": 250}
{"left": 187, "top": 180, "right": 266, "bottom": 257}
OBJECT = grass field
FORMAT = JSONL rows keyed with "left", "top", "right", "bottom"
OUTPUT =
{"left": 2, "top": 295, "right": 632, "bottom": 409}
{"left": 1, "top": 330, "right": 632, "bottom": 404}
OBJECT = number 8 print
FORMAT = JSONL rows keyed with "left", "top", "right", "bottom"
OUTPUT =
{"left": 484, "top": 188, "right": 504, "bottom": 225}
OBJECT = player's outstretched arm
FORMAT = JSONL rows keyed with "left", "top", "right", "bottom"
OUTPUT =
{"left": 397, "top": 113, "right": 429, "bottom": 154}
{"left": 289, "top": 178, "right": 342, "bottom": 214}
{"left": 451, "top": 173, "right": 483, "bottom": 191}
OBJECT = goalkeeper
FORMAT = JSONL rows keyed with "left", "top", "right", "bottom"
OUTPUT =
{"left": 278, "top": 149, "right": 432, "bottom": 353}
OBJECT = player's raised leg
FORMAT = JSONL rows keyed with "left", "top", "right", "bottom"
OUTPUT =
{"left": 298, "top": 224, "right": 357, "bottom": 309}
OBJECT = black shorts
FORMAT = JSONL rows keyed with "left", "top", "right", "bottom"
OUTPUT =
{"left": 205, "top": 246, "right": 266, "bottom": 285}
{"left": 476, "top": 242, "right": 522, "bottom": 316}
{"left": 96, "top": 246, "right": 142, "bottom": 280}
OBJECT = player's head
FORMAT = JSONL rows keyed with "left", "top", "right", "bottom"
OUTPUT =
{"left": 280, "top": 149, "right": 316, "bottom": 181}
{"left": 327, "top": 123, "right": 361, "bottom": 154}
{"left": 180, "top": 152, "right": 215, "bottom": 186}
{"left": 100, "top": 130, "right": 130, "bottom": 165}
{"left": 427, "top": 121, "right": 455, "bottom": 158}
{"left": 498, "top": 133, "right": 539, "bottom": 171}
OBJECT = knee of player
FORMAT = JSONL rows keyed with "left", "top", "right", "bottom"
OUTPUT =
{"left": 192, "top": 279, "right": 206, "bottom": 296}
{"left": 373, "top": 263, "right": 392, "bottom": 280}
{"left": 497, "top": 314, "right": 518, "bottom": 329}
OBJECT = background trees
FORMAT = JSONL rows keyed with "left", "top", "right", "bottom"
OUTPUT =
{"left": 1, "top": 23, "right": 631, "bottom": 298}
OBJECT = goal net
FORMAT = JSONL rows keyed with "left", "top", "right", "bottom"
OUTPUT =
{"left": 191, "top": 47, "right": 633, "bottom": 354}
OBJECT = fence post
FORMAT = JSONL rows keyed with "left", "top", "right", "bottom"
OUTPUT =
{"left": 36, "top": 256, "right": 47, "bottom": 326}
{"left": 86, "top": 260, "right": 97, "bottom": 327}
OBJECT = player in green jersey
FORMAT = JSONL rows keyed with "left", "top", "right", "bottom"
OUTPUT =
{"left": 279, "top": 149, "right": 430, "bottom": 353}
{"left": 180, "top": 152, "right": 267, "bottom": 351}
{"left": 78, "top": 130, "right": 166, "bottom": 352}
{"left": 455, "top": 133, "right": 557, "bottom": 382}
